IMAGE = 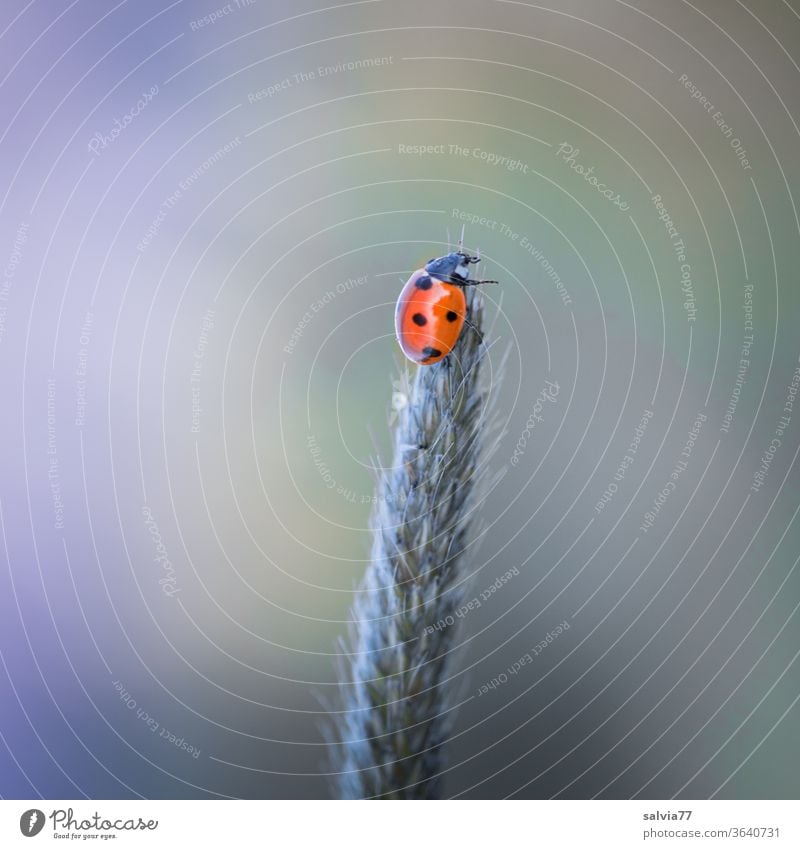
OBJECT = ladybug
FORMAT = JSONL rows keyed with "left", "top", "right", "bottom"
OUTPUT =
{"left": 395, "top": 248, "right": 497, "bottom": 365}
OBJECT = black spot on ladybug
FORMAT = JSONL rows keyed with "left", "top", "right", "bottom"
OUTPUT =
{"left": 412, "top": 312, "right": 427, "bottom": 326}
{"left": 415, "top": 275, "right": 433, "bottom": 290}
{"left": 421, "top": 346, "right": 442, "bottom": 360}
{"left": 446, "top": 310, "right": 458, "bottom": 322}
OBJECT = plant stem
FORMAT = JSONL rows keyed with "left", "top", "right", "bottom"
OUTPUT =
{"left": 335, "top": 288, "right": 491, "bottom": 799}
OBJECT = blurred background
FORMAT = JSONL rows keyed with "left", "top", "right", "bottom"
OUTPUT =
{"left": 0, "top": 0, "right": 799, "bottom": 799}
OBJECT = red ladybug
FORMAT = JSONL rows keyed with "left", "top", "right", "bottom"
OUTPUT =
{"left": 394, "top": 248, "right": 497, "bottom": 365}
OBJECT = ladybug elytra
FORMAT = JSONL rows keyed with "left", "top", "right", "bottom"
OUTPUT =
{"left": 394, "top": 248, "right": 497, "bottom": 365}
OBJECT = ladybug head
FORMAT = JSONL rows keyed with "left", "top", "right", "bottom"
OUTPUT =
{"left": 425, "top": 250, "right": 480, "bottom": 281}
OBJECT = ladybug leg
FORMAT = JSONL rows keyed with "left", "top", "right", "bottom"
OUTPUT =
{"left": 442, "top": 352, "right": 454, "bottom": 400}
{"left": 447, "top": 274, "right": 499, "bottom": 286}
